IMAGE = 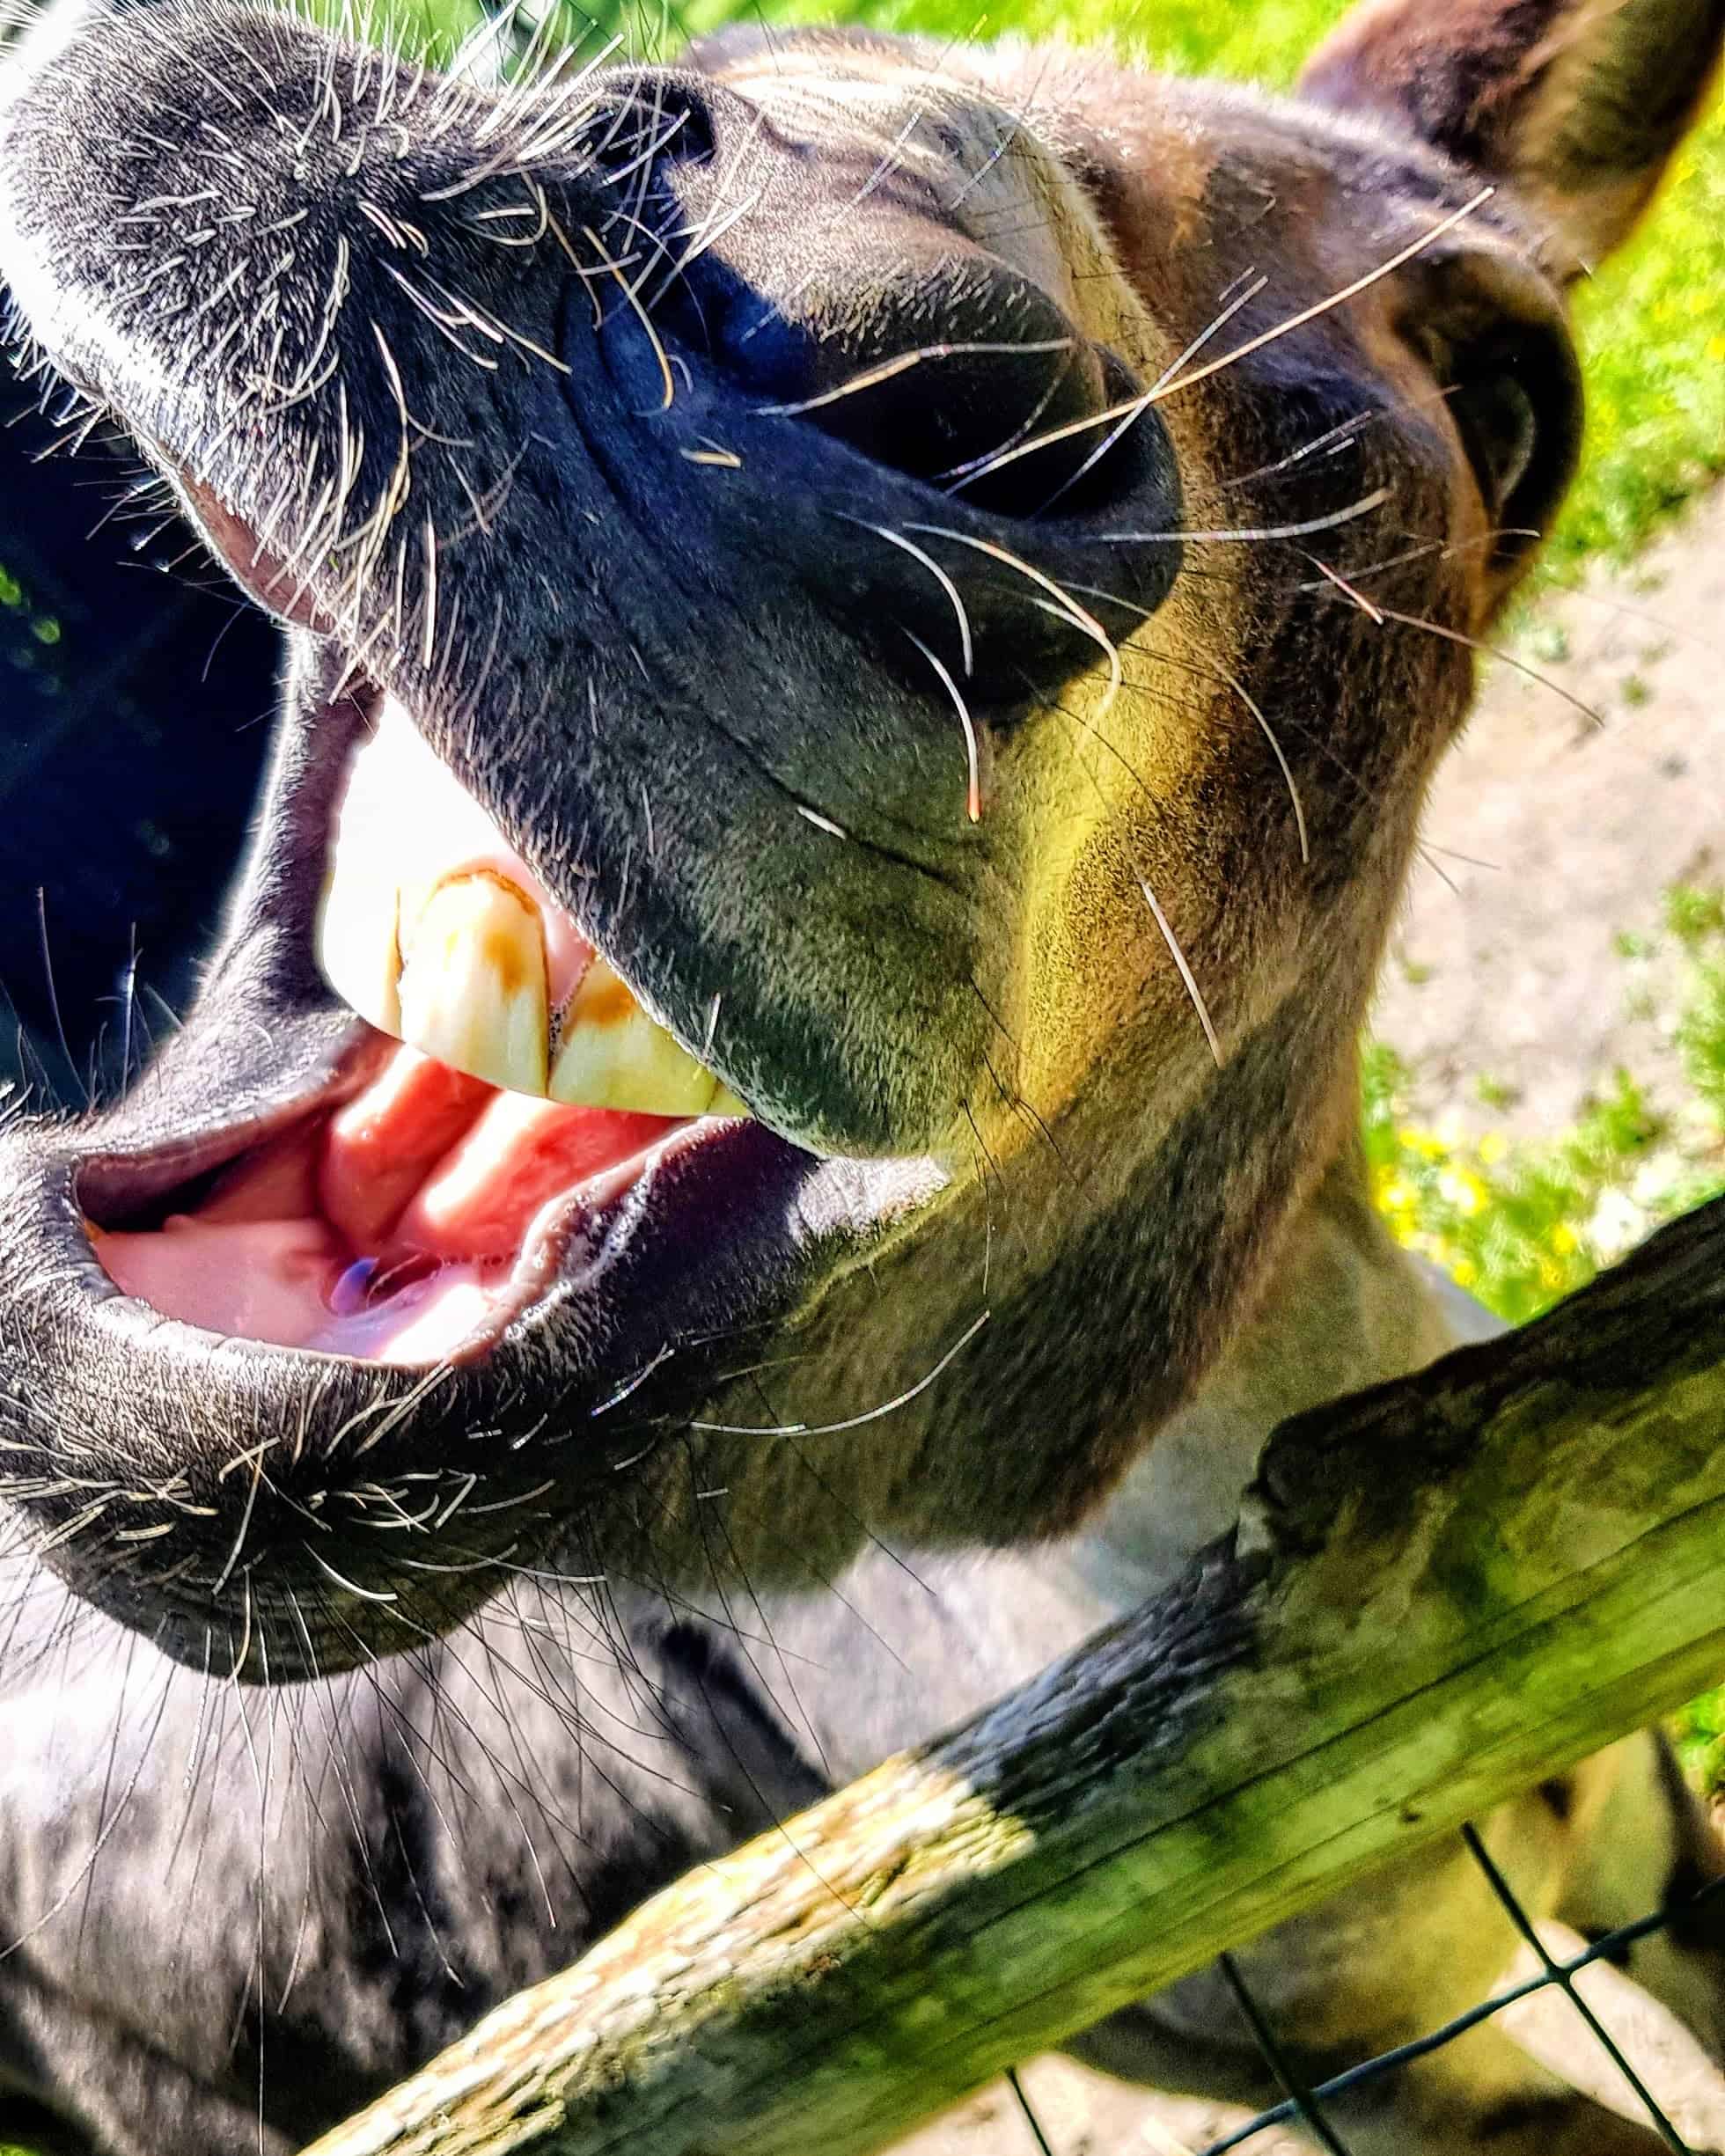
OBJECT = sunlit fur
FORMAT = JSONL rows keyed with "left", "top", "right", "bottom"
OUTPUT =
{"left": 0, "top": 0, "right": 1721, "bottom": 2150}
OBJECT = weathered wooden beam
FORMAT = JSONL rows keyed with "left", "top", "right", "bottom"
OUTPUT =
{"left": 309, "top": 1192, "right": 1725, "bottom": 2156}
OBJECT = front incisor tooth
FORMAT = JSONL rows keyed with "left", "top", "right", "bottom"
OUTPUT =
{"left": 317, "top": 869, "right": 402, "bottom": 1036}
{"left": 397, "top": 874, "right": 549, "bottom": 1097}
{"left": 550, "top": 957, "right": 735, "bottom": 1115}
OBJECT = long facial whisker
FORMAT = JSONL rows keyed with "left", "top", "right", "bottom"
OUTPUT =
{"left": 1313, "top": 582, "right": 1608, "bottom": 729}
{"left": 1035, "top": 273, "right": 1271, "bottom": 517}
{"left": 1024, "top": 672, "right": 1228, "bottom": 1067}
{"left": 681, "top": 1448, "right": 835, "bottom": 1782}
{"left": 1150, "top": 270, "right": 1272, "bottom": 399}
{"left": 641, "top": 103, "right": 774, "bottom": 313}
{"left": 1062, "top": 584, "right": 1310, "bottom": 864}
{"left": 918, "top": 187, "right": 1495, "bottom": 501}
{"left": 903, "top": 627, "right": 983, "bottom": 822}
{"left": 836, "top": 516, "right": 975, "bottom": 676}
{"left": 0, "top": 1660, "right": 177, "bottom": 1962}
{"left": 1120, "top": 660, "right": 1382, "bottom": 832}
{"left": 579, "top": 223, "right": 675, "bottom": 410}
{"left": 1148, "top": 184, "right": 1499, "bottom": 405}
{"left": 641, "top": 182, "right": 764, "bottom": 312}
{"left": 34, "top": 890, "right": 91, "bottom": 1111}
{"left": 954, "top": 270, "right": 1267, "bottom": 509}
{"left": 753, "top": 337, "right": 1071, "bottom": 419}
{"left": 1206, "top": 382, "right": 1465, "bottom": 497}
{"left": 905, "top": 522, "right": 1124, "bottom": 716}
{"left": 1307, "top": 554, "right": 1386, "bottom": 624}
{"left": 1140, "top": 874, "right": 1222, "bottom": 1067}
{"left": 936, "top": 345, "right": 1081, "bottom": 491}
{"left": 1295, "top": 528, "right": 1540, "bottom": 589}
{"left": 1099, "top": 485, "right": 1393, "bottom": 546}
{"left": 591, "top": 101, "right": 691, "bottom": 205}
{"left": 686, "top": 1312, "right": 991, "bottom": 1438}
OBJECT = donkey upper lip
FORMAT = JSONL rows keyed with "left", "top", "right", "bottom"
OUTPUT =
{"left": 174, "top": 471, "right": 325, "bottom": 633}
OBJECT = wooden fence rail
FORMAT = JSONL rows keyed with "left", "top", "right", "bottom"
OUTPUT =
{"left": 309, "top": 1192, "right": 1725, "bottom": 2156}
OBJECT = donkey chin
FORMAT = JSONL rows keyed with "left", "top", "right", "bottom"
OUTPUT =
{"left": 0, "top": 0, "right": 1721, "bottom": 2152}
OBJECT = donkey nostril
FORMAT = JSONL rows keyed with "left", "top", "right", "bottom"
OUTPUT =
{"left": 797, "top": 334, "right": 1123, "bottom": 518}
{"left": 920, "top": 343, "right": 1150, "bottom": 519}
{"left": 584, "top": 70, "right": 718, "bottom": 174}
{"left": 705, "top": 258, "right": 1140, "bottom": 519}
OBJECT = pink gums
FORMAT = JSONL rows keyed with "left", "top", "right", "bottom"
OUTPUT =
{"left": 93, "top": 1045, "right": 681, "bottom": 1362}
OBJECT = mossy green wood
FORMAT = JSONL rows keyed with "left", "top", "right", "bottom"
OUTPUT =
{"left": 305, "top": 1192, "right": 1725, "bottom": 2156}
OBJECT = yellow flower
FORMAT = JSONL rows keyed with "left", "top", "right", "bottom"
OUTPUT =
{"left": 1451, "top": 1259, "right": 1478, "bottom": 1288}
{"left": 1438, "top": 1169, "right": 1486, "bottom": 1215}
{"left": 1551, "top": 1223, "right": 1578, "bottom": 1255}
{"left": 1479, "top": 1133, "right": 1508, "bottom": 1166}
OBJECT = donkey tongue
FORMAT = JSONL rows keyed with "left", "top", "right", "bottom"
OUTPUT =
{"left": 319, "top": 1047, "right": 498, "bottom": 1251}
{"left": 316, "top": 1040, "right": 682, "bottom": 1266}
{"left": 382, "top": 1090, "right": 678, "bottom": 1265}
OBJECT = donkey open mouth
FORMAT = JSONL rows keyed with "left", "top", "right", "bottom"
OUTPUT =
{"left": 0, "top": 2, "right": 1232, "bottom": 1668}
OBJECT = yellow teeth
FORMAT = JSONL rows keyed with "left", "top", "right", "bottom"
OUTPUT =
{"left": 396, "top": 874, "right": 550, "bottom": 1098}
{"left": 317, "top": 862, "right": 402, "bottom": 1038}
{"left": 317, "top": 863, "right": 746, "bottom": 1117}
{"left": 314, "top": 693, "right": 745, "bottom": 1114}
{"left": 549, "top": 958, "right": 746, "bottom": 1116}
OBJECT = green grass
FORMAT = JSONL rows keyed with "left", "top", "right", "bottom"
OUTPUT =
{"left": 1365, "top": 884, "right": 1725, "bottom": 1329}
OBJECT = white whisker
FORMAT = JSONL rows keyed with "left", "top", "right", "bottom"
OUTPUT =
{"left": 689, "top": 1314, "right": 990, "bottom": 1438}
{"left": 1140, "top": 877, "right": 1222, "bottom": 1067}
{"left": 904, "top": 629, "right": 982, "bottom": 824}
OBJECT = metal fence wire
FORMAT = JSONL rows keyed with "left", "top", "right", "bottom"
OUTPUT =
{"left": 1120, "top": 1829, "right": 1725, "bottom": 2156}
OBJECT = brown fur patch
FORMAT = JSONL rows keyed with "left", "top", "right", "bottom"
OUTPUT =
{"left": 1303, "top": 0, "right": 1725, "bottom": 264}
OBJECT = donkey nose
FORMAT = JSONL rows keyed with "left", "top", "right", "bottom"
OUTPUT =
{"left": 586, "top": 70, "right": 1155, "bottom": 520}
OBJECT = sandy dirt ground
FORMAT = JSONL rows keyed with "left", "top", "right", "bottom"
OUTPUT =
{"left": 1376, "top": 484, "right": 1725, "bottom": 1142}
{"left": 893, "top": 2052, "right": 1306, "bottom": 2156}
{"left": 891, "top": 485, "right": 1725, "bottom": 2156}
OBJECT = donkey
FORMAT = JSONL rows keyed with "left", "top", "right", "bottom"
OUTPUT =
{"left": 0, "top": 0, "right": 1721, "bottom": 2147}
